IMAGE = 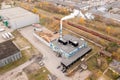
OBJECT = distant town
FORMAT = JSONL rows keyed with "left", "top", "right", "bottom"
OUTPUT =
{"left": 0, "top": 0, "right": 120, "bottom": 80}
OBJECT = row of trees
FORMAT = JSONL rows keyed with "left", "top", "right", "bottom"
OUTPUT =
{"left": 85, "top": 20, "right": 120, "bottom": 39}
{"left": 35, "top": 1, "right": 70, "bottom": 15}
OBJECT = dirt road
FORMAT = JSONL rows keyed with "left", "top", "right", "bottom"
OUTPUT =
{"left": 0, "top": 58, "right": 35, "bottom": 80}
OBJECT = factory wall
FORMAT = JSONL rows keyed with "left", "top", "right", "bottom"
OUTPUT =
{"left": 50, "top": 42, "right": 87, "bottom": 58}
{"left": 0, "top": 52, "right": 22, "bottom": 67}
{"left": 8, "top": 14, "right": 39, "bottom": 29}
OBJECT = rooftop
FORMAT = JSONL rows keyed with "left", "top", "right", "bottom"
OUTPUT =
{"left": 109, "top": 59, "right": 120, "bottom": 74}
{"left": 51, "top": 35, "right": 87, "bottom": 54}
{"left": 61, "top": 46, "right": 91, "bottom": 67}
{"left": 89, "top": 8, "right": 120, "bottom": 22}
{"left": 0, "top": 40, "right": 20, "bottom": 60}
{"left": 0, "top": 7, "right": 36, "bottom": 20}
{"left": 34, "top": 27, "right": 59, "bottom": 43}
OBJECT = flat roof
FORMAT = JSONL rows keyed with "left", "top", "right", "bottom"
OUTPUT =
{"left": 61, "top": 46, "right": 91, "bottom": 67}
{"left": 0, "top": 40, "right": 20, "bottom": 60}
{"left": 51, "top": 35, "right": 86, "bottom": 53}
{"left": 0, "top": 7, "right": 36, "bottom": 20}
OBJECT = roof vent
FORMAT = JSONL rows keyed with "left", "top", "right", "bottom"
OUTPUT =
{"left": 58, "top": 38, "right": 68, "bottom": 45}
{"left": 69, "top": 40, "right": 79, "bottom": 47}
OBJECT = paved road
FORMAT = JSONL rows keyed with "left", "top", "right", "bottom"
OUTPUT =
{"left": 19, "top": 26, "right": 71, "bottom": 80}
{"left": 0, "top": 58, "right": 35, "bottom": 80}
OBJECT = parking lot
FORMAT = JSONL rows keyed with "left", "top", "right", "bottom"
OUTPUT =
{"left": 0, "top": 22, "right": 14, "bottom": 43}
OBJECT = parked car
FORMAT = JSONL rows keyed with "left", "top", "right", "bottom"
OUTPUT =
{"left": 0, "top": 28, "right": 5, "bottom": 32}
{"left": 57, "top": 65, "right": 61, "bottom": 69}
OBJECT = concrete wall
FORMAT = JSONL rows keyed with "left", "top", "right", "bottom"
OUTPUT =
{"left": 9, "top": 14, "right": 39, "bottom": 29}
{"left": 0, "top": 52, "right": 22, "bottom": 67}
{"left": 33, "top": 33, "right": 50, "bottom": 47}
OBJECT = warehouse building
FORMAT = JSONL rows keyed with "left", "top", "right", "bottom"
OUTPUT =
{"left": 0, "top": 40, "right": 22, "bottom": 67}
{"left": 0, "top": 7, "right": 39, "bottom": 29}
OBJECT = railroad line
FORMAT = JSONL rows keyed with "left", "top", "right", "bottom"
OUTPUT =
{"left": 54, "top": 17, "right": 120, "bottom": 45}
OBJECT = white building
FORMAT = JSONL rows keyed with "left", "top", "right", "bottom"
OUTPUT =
{"left": 0, "top": 7, "right": 39, "bottom": 29}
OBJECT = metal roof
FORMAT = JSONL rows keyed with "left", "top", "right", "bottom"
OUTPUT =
{"left": 0, "top": 7, "right": 36, "bottom": 20}
{"left": 0, "top": 40, "right": 20, "bottom": 60}
{"left": 51, "top": 35, "right": 86, "bottom": 53}
{"left": 61, "top": 46, "right": 91, "bottom": 67}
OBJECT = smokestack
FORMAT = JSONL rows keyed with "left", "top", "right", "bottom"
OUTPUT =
{"left": 61, "top": 9, "right": 80, "bottom": 21}
{"left": 59, "top": 9, "right": 80, "bottom": 39}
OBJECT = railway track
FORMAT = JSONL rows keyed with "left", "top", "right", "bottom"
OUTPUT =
{"left": 54, "top": 17, "right": 120, "bottom": 45}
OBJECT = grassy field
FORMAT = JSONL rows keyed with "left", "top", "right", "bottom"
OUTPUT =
{"left": 105, "top": 69, "right": 120, "bottom": 80}
{"left": 27, "top": 67, "right": 50, "bottom": 80}
{"left": 86, "top": 53, "right": 115, "bottom": 79}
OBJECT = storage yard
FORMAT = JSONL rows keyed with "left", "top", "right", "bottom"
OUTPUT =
{"left": 34, "top": 26, "right": 59, "bottom": 43}
{"left": 0, "top": 0, "right": 120, "bottom": 80}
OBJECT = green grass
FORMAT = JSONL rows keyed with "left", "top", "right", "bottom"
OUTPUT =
{"left": 0, "top": 52, "right": 28, "bottom": 74}
{"left": 28, "top": 67, "right": 50, "bottom": 80}
{"left": 86, "top": 54, "right": 98, "bottom": 71}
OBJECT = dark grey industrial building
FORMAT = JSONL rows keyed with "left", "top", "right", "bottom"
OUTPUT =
{"left": 50, "top": 35, "right": 92, "bottom": 68}
{"left": 61, "top": 46, "right": 91, "bottom": 68}
{"left": 0, "top": 40, "right": 22, "bottom": 67}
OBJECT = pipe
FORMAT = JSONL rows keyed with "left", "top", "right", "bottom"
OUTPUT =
{"left": 59, "top": 9, "right": 80, "bottom": 39}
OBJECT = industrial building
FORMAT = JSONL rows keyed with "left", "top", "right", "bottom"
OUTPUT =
{"left": 33, "top": 9, "right": 92, "bottom": 69}
{"left": 34, "top": 28, "right": 92, "bottom": 68}
{"left": 0, "top": 40, "right": 21, "bottom": 67}
{"left": 0, "top": 7, "right": 39, "bottom": 29}
{"left": 33, "top": 26, "right": 59, "bottom": 46}
{"left": 49, "top": 9, "right": 91, "bottom": 68}
{"left": 50, "top": 35, "right": 88, "bottom": 58}
{"left": 50, "top": 35, "right": 92, "bottom": 68}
